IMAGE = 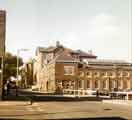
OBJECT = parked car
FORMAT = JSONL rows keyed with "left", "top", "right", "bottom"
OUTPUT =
{"left": 85, "top": 90, "right": 96, "bottom": 95}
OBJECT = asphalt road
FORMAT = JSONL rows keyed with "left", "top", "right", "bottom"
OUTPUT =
{"left": 0, "top": 101, "right": 131, "bottom": 120}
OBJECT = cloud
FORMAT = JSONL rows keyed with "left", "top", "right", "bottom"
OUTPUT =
{"left": 78, "top": 13, "right": 130, "bottom": 61}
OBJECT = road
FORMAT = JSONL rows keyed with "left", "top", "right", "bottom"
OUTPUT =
{"left": 0, "top": 101, "right": 131, "bottom": 120}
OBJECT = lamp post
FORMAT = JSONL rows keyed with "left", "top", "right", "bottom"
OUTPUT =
{"left": 17, "top": 49, "right": 29, "bottom": 87}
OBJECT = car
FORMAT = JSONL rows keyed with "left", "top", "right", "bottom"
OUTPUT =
{"left": 85, "top": 90, "right": 96, "bottom": 95}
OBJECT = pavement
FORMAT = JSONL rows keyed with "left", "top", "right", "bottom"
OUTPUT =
{"left": 103, "top": 99, "right": 132, "bottom": 106}
{"left": 0, "top": 101, "right": 131, "bottom": 119}
{"left": 0, "top": 101, "right": 31, "bottom": 106}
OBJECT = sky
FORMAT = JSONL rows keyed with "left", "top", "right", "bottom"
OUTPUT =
{"left": 0, "top": 0, "right": 131, "bottom": 62}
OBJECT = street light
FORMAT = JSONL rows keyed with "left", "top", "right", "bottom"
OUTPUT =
{"left": 17, "top": 49, "right": 29, "bottom": 87}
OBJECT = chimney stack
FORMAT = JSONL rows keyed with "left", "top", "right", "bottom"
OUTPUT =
{"left": 56, "top": 41, "right": 60, "bottom": 47}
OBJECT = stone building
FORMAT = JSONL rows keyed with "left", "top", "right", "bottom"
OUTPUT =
{"left": 33, "top": 42, "right": 132, "bottom": 93}
{"left": 0, "top": 10, "right": 6, "bottom": 99}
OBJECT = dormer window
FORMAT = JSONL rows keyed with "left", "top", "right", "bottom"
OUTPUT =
{"left": 86, "top": 72, "right": 92, "bottom": 78}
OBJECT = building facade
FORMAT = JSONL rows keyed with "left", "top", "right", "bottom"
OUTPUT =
{"left": 0, "top": 10, "right": 6, "bottom": 99}
{"left": 33, "top": 42, "right": 132, "bottom": 93}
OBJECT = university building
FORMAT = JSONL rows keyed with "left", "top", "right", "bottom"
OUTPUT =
{"left": 0, "top": 10, "right": 6, "bottom": 99}
{"left": 33, "top": 41, "right": 132, "bottom": 93}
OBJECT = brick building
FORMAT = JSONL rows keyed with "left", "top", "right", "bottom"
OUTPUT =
{"left": 33, "top": 41, "right": 132, "bottom": 93}
{"left": 0, "top": 10, "right": 6, "bottom": 99}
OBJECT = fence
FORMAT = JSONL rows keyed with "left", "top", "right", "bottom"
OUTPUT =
{"left": 63, "top": 89, "right": 96, "bottom": 96}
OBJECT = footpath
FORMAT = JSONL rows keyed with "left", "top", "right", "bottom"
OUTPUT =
{"left": 103, "top": 99, "right": 132, "bottom": 106}
{"left": 0, "top": 101, "right": 30, "bottom": 106}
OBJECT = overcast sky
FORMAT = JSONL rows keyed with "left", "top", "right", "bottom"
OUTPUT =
{"left": 0, "top": 0, "right": 131, "bottom": 62}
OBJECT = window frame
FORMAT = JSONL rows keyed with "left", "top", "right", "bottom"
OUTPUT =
{"left": 64, "top": 66, "right": 75, "bottom": 76}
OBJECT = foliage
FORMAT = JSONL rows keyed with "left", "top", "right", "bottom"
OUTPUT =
{"left": 3, "top": 52, "right": 23, "bottom": 83}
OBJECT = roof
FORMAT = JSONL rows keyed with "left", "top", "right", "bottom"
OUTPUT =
{"left": 36, "top": 45, "right": 65, "bottom": 53}
{"left": 36, "top": 42, "right": 97, "bottom": 59}
{"left": 87, "top": 59, "right": 131, "bottom": 66}
{"left": 75, "top": 50, "right": 97, "bottom": 58}
{"left": 0, "top": 10, "right": 6, "bottom": 14}
{"left": 55, "top": 51, "right": 79, "bottom": 63}
{"left": 86, "top": 65, "right": 132, "bottom": 70}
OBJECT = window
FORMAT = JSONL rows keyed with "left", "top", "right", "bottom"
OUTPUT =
{"left": 86, "top": 72, "right": 92, "bottom": 77}
{"left": 101, "top": 72, "right": 105, "bottom": 76}
{"left": 112, "top": 80, "right": 116, "bottom": 88}
{"left": 102, "top": 72, "right": 107, "bottom": 77}
{"left": 118, "top": 80, "right": 121, "bottom": 88}
{"left": 78, "top": 80, "right": 82, "bottom": 88}
{"left": 108, "top": 72, "right": 115, "bottom": 78}
{"left": 127, "top": 79, "right": 130, "bottom": 89}
{"left": 94, "top": 72, "right": 99, "bottom": 77}
{"left": 124, "top": 72, "right": 130, "bottom": 77}
{"left": 117, "top": 72, "right": 122, "bottom": 77}
{"left": 103, "top": 80, "right": 107, "bottom": 89}
{"left": 87, "top": 80, "right": 90, "bottom": 88}
{"left": 64, "top": 66, "right": 74, "bottom": 75}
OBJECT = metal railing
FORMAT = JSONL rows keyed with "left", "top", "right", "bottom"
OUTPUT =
{"left": 63, "top": 89, "right": 96, "bottom": 96}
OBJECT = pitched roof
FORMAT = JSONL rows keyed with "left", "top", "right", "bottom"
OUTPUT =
{"left": 75, "top": 50, "right": 97, "bottom": 58}
{"left": 55, "top": 51, "right": 79, "bottom": 63}
{"left": 87, "top": 59, "right": 131, "bottom": 65}
{"left": 37, "top": 45, "right": 65, "bottom": 53}
{"left": 36, "top": 43, "right": 97, "bottom": 59}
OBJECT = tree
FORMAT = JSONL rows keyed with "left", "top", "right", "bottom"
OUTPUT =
{"left": 3, "top": 52, "right": 23, "bottom": 84}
